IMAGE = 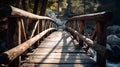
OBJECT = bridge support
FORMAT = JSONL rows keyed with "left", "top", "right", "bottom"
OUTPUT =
{"left": 79, "top": 20, "right": 84, "bottom": 47}
{"left": 96, "top": 20, "right": 107, "bottom": 67}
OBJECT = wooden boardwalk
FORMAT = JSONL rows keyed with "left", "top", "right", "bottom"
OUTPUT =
{"left": 21, "top": 30, "right": 96, "bottom": 67}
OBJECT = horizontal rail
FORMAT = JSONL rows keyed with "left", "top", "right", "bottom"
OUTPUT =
{"left": 0, "top": 6, "right": 54, "bottom": 21}
{"left": 0, "top": 28, "right": 56, "bottom": 64}
{"left": 65, "top": 27, "right": 109, "bottom": 58}
{"left": 68, "top": 11, "right": 112, "bottom": 21}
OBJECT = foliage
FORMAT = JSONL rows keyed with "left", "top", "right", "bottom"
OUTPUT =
{"left": 0, "top": 0, "right": 120, "bottom": 24}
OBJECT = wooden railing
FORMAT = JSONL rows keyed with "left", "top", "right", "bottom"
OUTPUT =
{"left": 0, "top": 6, "right": 57, "bottom": 67}
{"left": 65, "top": 11, "right": 112, "bottom": 67}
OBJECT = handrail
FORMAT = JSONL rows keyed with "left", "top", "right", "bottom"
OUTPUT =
{"left": 0, "top": 5, "right": 58, "bottom": 26}
{"left": 0, "top": 28, "right": 56, "bottom": 64}
{"left": 66, "top": 27, "right": 108, "bottom": 56}
{"left": 65, "top": 11, "right": 112, "bottom": 67}
{"left": 0, "top": 5, "right": 58, "bottom": 66}
{"left": 0, "top": 6, "right": 53, "bottom": 21}
{"left": 68, "top": 11, "right": 112, "bottom": 21}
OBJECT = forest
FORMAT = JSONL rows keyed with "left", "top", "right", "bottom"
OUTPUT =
{"left": 0, "top": 0, "right": 120, "bottom": 67}
{"left": 0, "top": 0, "right": 120, "bottom": 25}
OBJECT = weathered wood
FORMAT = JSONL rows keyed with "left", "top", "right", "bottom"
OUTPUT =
{"left": 30, "top": 20, "right": 39, "bottom": 38}
{"left": 96, "top": 20, "right": 107, "bottom": 67}
{"left": 0, "top": 28, "right": 56, "bottom": 64}
{"left": 21, "top": 19, "right": 27, "bottom": 41}
{"left": 22, "top": 59, "right": 94, "bottom": 64}
{"left": 74, "top": 19, "right": 77, "bottom": 30}
{"left": 42, "top": 20, "right": 45, "bottom": 31}
{"left": 65, "top": 27, "right": 108, "bottom": 58}
{"left": 22, "top": 64, "right": 95, "bottom": 67}
{"left": 0, "top": 6, "right": 57, "bottom": 25}
{"left": 22, "top": 31, "right": 95, "bottom": 67}
{"left": 79, "top": 20, "right": 84, "bottom": 47}
{"left": 68, "top": 11, "right": 112, "bottom": 21}
{"left": 66, "top": 11, "right": 112, "bottom": 67}
{"left": 18, "top": 19, "right": 21, "bottom": 44}
{"left": 1, "top": 6, "right": 52, "bottom": 20}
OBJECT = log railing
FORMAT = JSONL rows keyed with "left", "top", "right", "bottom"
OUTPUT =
{"left": 0, "top": 6, "right": 57, "bottom": 67}
{"left": 65, "top": 11, "right": 112, "bottom": 67}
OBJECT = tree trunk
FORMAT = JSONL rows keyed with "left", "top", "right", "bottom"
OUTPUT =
{"left": 33, "top": 0, "right": 40, "bottom": 14}
{"left": 39, "top": 0, "right": 48, "bottom": 16}
{"left": 22, "top": 0, "right": 28, "bottom": 11}
{"left": 16, "top": 0, "right": 22, "bottom": 8}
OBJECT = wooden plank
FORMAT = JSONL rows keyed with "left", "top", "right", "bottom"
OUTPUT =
{"left": 22, "top": 63, "right": 96, "bottom": 67}
{"left": 22, "top": 31, "right": 95, "bottom": 67}
{"left": 27, "top": 53, "right": 87, "bottom": 56}
{"left": 27, "top": 53, "right": 91, "bottom": 60}
{"left": 22, "top": 59, "right": 94, "bottom": 64}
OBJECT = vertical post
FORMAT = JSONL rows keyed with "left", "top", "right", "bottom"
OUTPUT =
{"left": 21, "top": 19, "right": 27, "bottom": 41}
{"left": 79, "top": 20, "right": 84, "bottom": 47}
{"left": 37, "top": 20, "right": 40, "bottom": 45}
{"left": 74, "top": 19, "right": 77, "bottom": 30}
{"left": 70, "top": 20, "right": 74, "bottom": 28}
{"left": 73, "top": 19, "right": 77, "bottom": 39}
{"left": 39, "top": 20, "right": 42, "bottom": 33}
{"left": 18, "top": 19, "right": 22, "bottom": 67}
{"left": 96, "top": 20, "right": 107, "bottom": 67}
{"left": 46, "top": 20, "right": 48, "bottom": 29}
{"left": 42, "top": 20, "right": 45, "bottom": 31}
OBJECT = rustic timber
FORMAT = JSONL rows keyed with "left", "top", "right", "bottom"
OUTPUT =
{"left": 21, "top": 31, "right": 96, "bottom": 67}
{"left": 96, "top": 20, "right": 107, "bottom": 67}
{"left": 68, "top": 11, "right": 112, "bottom": 21}
{"left": 0, "top": 28, "right": 56, "bottom": 64}
{"left": 0, "top": 6, "right": 52, "bottom": 20}
{"left": 0, "top": 5, "right": 113, "bottom": 67}
{"left": 0, "top": 6, "right": 57, "bottom": 26}
{"left": 66, "top": 11, "right": 112, "bottom": 67}
{"left": 78, "top": 20, "right": 84, "bottom": 47}
{"left": 65, "top": 27, "right": 108, "bottom": 58}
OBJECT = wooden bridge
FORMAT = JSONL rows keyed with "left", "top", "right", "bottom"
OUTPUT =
{"left": 0, "top": 6, "right": 112, "bottom": 67}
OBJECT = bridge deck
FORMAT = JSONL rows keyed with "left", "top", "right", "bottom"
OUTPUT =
{"left": 21, "top": 30, "right": 96, "bottom": 67}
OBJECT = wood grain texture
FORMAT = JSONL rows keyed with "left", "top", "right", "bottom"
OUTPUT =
{"left": 22, "top": 31, "right": 96, "bottom": 67}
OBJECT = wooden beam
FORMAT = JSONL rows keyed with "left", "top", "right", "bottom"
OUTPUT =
{"left": 68, "top": 11, "right": 112, "bottom": 21}
{"left": 0, "top": 6, "right": 57, "bottom": 25}
{"left": 96, "top": 20, "right": 107, "bottom": 67}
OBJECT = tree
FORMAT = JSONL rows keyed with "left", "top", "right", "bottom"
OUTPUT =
{"left": 33, "top": 0, "right": 40, "bottom": 14}
{"left": 39, "top": 0, "right": 48, "bottom": 15}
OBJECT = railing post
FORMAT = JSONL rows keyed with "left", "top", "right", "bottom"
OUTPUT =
{"left": 73, "top": 19, "right": 77, "bottom": 39}
{"left": 96, "top": 20, "right": 107, "bottom": 67}
{"left": 79, "top": 20, "right": 84, "bottom": 47}
{"left": 42, "top": 20, "right": 45, "bottom": 31}
{"left": 39, "top": 20, "right": 42, "bottom": 33}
